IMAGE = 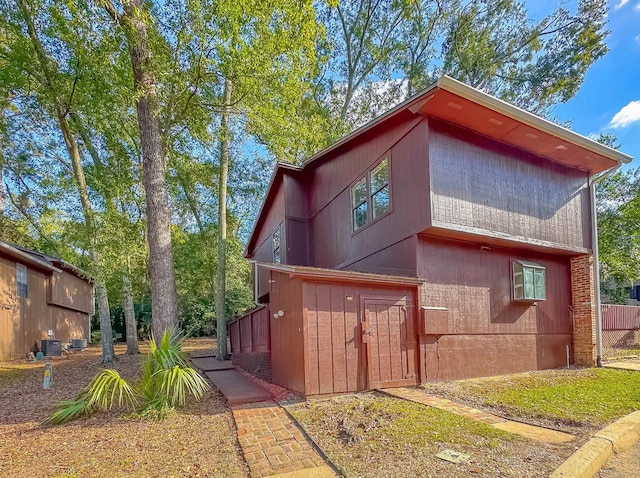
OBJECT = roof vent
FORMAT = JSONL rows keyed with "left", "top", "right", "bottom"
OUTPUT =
{"left": 555, "top": 144, "right": 568, "bottom": 151}
{"left": 488, "top": 118, "right": 503, "bottom": 126}
{"left": 447, "top": 101, "right": 463, "bottom": 110}
{"left": 524, "top": 132, "right": 538, "bottom": 139}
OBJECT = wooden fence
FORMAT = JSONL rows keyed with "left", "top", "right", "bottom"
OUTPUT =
{"left": 228, "top": 305, "right": 270, "bottom": 354}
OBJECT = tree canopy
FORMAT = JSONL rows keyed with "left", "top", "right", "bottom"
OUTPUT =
{"left": 0, "top": 0, "right": 628, "bottom": 352}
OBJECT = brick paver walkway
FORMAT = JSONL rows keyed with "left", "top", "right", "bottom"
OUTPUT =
{"left": 383, "top": 388, "right": 505, "bottom": 424}
{"left": 232, "top": 401, "right": 334, "bottom": 478}
{"left": 382, "top": 387, "right": 574, "bottom": 444}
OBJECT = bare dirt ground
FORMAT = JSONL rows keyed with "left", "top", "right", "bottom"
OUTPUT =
{"left": 0, "top": 338, "right": 246, "bottom": 478}
{"left": 288, "top": 393, "right": 581, "bottom": 478}
{"left": 598, "top": 441, "right": 640, "bottom": 478}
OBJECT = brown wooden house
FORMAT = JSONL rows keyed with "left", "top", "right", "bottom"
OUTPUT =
{"left": 0, "top": 241, "right": 94, "bottom": 359}
{"left": 230, "top": 76, "right": 633, "bottom": 396}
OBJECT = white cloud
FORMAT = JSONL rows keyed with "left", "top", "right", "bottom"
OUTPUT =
{"left": 615, "top": 0, "right": 630, "bottom": 9}
{"left": 609, "top": 100, "right": 640, "bottom": 128}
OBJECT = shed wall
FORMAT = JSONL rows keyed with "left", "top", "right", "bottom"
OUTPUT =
{"left": 302, "top": 281, "right": 416, "bottom": 395}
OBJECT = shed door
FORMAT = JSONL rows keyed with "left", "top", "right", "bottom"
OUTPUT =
{"left": 363, "top": 298, "right": 417, "bottom": 389}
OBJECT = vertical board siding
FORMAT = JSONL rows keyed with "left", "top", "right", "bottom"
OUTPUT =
{"left": 343, "top": 236, "right": 417, "bottom": 277}
{"left": 303, "top": 281, "right": 417, "bottom": 394}
{"left": 307, "top": 117, "right": 429, "bottom": 270}
{"left": 229, "top": 320, "right": 240, "bottom": 353}
{"left": 417, "top": 236, "right": 572, "bottom": 336}
{"left": 269, "top": 272, "right": 305, "bottom": 393}
{"left": 428, "top": 119, "right": 591, "bottom": 250}
{"left": 240, "top": 314, "right": 252, "bottom": 352}
{"left": 229, "top": 305, "right": 270, "bottom": 353}
{"left": 602, "top": 305, "right": 640, "bottom": 330}
{"left": 49, "top": 271, "right": 94, "bottom": 314}
{"left": 251, "top": 307, "right": 269, "bottom": 349}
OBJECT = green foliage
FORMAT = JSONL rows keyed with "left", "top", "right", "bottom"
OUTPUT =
{"left": 44, "top": 329, "right": 209, "bottom": 425}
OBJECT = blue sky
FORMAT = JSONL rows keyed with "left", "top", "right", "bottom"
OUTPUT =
{"left": 540, "top": 0, "right": 640, "bottom": 169}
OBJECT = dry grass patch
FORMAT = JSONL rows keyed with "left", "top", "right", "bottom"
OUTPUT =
{"left": 288, "top": 393, "right": 575, "bottom": 478}
{"left": 0, "top": 338, "right": 246, "bottom": 478}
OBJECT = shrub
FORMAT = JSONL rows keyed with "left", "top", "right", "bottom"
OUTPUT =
{"left": 44, "top": 328, "right": 209, "bottom": 425}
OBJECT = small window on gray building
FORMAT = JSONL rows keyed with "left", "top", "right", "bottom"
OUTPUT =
{"left": 272, "top": 227, "right": 281, "bottom": 264}
{"left": 513, "top": 260, "right": 545, "bottom": 301}
{"left": 16, "top": 263, "right": 28, "bottom": 298}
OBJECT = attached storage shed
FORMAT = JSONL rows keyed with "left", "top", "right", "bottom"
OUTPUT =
{"left": 230, "top": 264, "right": 424, "bottom": 396}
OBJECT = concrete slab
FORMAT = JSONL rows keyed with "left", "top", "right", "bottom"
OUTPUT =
{"left": 603, "top": 362, "right": 640, "bottom": 371}
{"left": 204, "top": 369, "right": 272, "bottom": 405}
{"left": 192, "top": 356, "right": 234, "bottom": 371}
{"left": 494, "top": 421, "right": 574, "bottom": 443}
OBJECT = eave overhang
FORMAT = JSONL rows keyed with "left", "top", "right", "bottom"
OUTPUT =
{"left": 257, "top": 262, "right": 425, "bottom": 287}
{"left": 0, "top": 242, "right": 62, "bottom": 273}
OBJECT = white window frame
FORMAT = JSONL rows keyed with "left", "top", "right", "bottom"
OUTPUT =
{"left": 512, "top": 260, "right": 546, "bottom": 301}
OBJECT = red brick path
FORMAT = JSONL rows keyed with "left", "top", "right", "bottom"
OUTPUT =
{"left": 232, "top": 401, "right": 331, "bottom": 477}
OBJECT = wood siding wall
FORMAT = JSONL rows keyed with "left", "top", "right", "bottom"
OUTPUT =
{"left": 49, "top": 270, "right": 94, "bottom": 314}
{"left": 307, "top": 115, "right": 430, "bottom": 271}
{"left": 417, "top": 236, "right": 573, "bottom": 380}
{"left": 268, "top": 272, "right": 306, "bottom": 393}
{"left": 428, "top": 119, "right": 591, "bottom": 251}
{"left": 0, "top": 255, "right": 91, "bottom": 359}
{"left": 302, "top": 281, "right": 416, "bottom": 395}
{"left": 229, "top": 306, "right": 270, "bottom": 353}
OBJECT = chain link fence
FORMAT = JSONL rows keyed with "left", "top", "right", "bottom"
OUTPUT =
{"left": 601, "top": 305, "right": 640, "bottom": 361}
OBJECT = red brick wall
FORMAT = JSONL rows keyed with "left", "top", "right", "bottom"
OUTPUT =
{"left": 233, "top": 352, "right": 272, "bottom": 382}
{"left": 570, "top": 255, "right": 596, "bottom": 366}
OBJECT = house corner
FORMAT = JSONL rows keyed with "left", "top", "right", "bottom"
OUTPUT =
{"left": 570, "top": 255, "right": 597, "bottom": 366}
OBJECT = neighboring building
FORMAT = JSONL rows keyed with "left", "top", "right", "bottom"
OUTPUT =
{"left": 0, "top": 241, "right": 94, "bottom": 359}
{"left": 230, "top": 76, "right": 633, "bottom": 396}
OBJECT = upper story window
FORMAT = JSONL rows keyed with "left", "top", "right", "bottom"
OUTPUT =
{"left": 351, "top": 157, "right": 391, "bottom": 232}
{"left": 272, "top": 227, "right": 281, "bottom": 263}
{"left": 513, "top": 260, "right": 545, "bottom": 301}
{"left": 16, "top": 263, "right": 28, "bottom": 298}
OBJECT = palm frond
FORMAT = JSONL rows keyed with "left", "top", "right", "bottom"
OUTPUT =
{"left": 43, "top": 396, "right": 92, "bottom": 425}
{"left": 154, "top": 365, "right": 210, "bottom": 407}
{"left": 85, "top": 369, "right": 138, "bottom": 411}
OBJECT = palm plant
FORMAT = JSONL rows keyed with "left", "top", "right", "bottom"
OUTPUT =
{"left": 44, "top": 328, "right": 209, "bottom": 425}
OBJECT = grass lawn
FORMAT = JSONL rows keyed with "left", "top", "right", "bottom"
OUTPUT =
{"left": 424, "top": 368, "right": 640, "bottom": 429}
{"left": 0, "top": 338, "right": 246, "bottom": 478}
{"left": 288, "top": 393, "right": 575, "bottom": 478}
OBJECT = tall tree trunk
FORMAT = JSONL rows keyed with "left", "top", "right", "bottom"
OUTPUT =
{"left": 0, "top": 148, "right": 4, "bottom": 215}
{"left": 105, "top": 0, "right": 178, "bottom": 340}
{"left": 95, "top": 278, "right": 114, "bottom": 361}
{"left": 216, "top": 78, "right": 232, "bottom": 360}
{"left": 18, "top": 0, "right": 114, "bottom": 361}
{"left": 122, "top": 270, "right": 139, "bottom": 355}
